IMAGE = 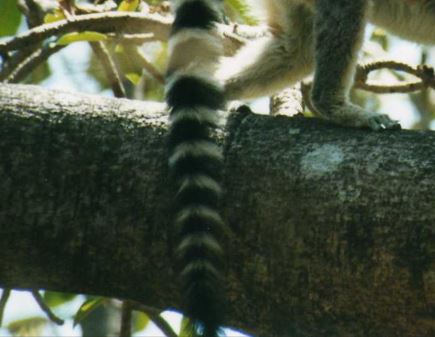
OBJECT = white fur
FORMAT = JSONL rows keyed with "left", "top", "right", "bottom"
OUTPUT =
{"left": 222, "top": 0, "right": 434, "bottom": 129}
{"left": 370, "top": 0, "right": 435, "bottom": 44}
{"left": 168, "top": 29, "right": 223, "bottom": 78}
{"left": 222, "top": 0, "right": 435, "bottom": 99}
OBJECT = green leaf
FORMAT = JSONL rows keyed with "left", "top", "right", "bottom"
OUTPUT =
{"left": 226, "top": 0, "right": 258, "bottom": 25}
{"left": 0, "top": 0, "right": 22, "bottom": 37}
{"left": 371, "top": 28, "right": 389, "bottom": 51}
{"left": 125, "top": 72, "right": 142, "bottom": 85}
{"left": 73, "top": 297, "right": 106, "bottom": 327}
{"left": 57, "top": 31, "right": 107, "bottom": 45}
{"left": 43, "top": 291, "right": 76, "bottom": 308}
{"left": 133, "top": 311, "right": 150, "bottom": 332}
{"left": 44, "top": 10, "right": 66, "bottom": 24}
{"left": 118, "top": 0, "right": 140, "bottom": 12}
{"left": 179, "top": 316, "right": 194, "bottom": 337}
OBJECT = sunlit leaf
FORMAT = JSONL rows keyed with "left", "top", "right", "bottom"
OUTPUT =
{"left": 73, "top": 297, "right": 106, "bottom": 327}
{"left": 226, "top": 0, "right": 258, "bottom": 25}
{"left": 0, "top": 0, "right": 21, "bottom": 36}
{"left": 118, "top": 0, "right": 140, "bottom": 12}
{"left": 179, "top": 316, "right": 194, "bottom": 337}
{"left": 57, "top": 31, "right": 107, "bottom": 45}
{"left": 115, "top": 44, "right": 125, "bottom": 53}
{"left": 43, "top": 9, "right": 66, "bottom": 23}
{"left": 371, "top": 28, "right": 389, "bottom": 51}
{"left": 43, "top": 291, "right": 76, "bottom": 308}
{"left": 126, "top": 72, "right": 142, "bottom": 84}
{"left": 133, "top": 311, "right": 150, "bottom": 332}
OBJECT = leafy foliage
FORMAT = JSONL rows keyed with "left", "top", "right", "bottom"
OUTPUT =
{"left": 133, "top": 311, "right": 150, "bottom": 333}
{"left": 43, "top": 291, "right": 76, "bottom": 308}
{"left": 0, "top": 0, "right": 21, "bottom": 37}
{"left": 225, "top": 0, "right": 258, "bottom": 25}
{"left": 73, "top": 297, "right": 107, "bottom": 327}
{"left": 57, "top": 32, "right": 108, "bottom": 45}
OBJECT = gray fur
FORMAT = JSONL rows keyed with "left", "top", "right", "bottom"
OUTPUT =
{"left": 221, "top": 0, "right": 435, "bottom": 130}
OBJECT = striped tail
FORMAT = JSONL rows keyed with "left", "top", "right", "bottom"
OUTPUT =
{"left": 165, "top": 1, "right": 226, "bottom": 337}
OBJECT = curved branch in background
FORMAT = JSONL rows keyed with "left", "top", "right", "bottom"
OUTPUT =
{"left": 355, "top": 60, "right": 435, "bottom": 93}
{"left": 301, "top": 61, "right": 435, "bottom": 114}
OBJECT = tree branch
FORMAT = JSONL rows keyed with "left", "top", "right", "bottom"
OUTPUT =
{"left": 3, "top": 43, "right": 64, "bottom": 83}
{"left": 90, "top": 41, "right": 126, "bottom": 98}
{"left": 0, "top": 83, "right": 435, "bottom": 337}
{"left": 0, "top": 11, "right": 245, "bottom": 57}
{"left": 0, "top": 12, "right": 171, "bottom": 55}
{"left": 355, "top": 60, "right": 435, "bottom": 93}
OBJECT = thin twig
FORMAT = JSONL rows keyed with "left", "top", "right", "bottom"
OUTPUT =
{"left": 130, "top": 45, "right": 165, "bottom": 84}
{"left": 90, "top": 42, "right": 126, "bottom": 97}
{"left": 5, "top": 43, "right": 64, "bottom": 83}
{"left": 0, "top": 45, "right": 41, "bottom": 81}
{"left": 360, "top": 60, "right": 419, "bottom": 76}
{"left": 31, "top": 290, "right": 64, "bottom": 325}
{"left": 137, "top": 52, "right": 164, "bottom": 84}
{"left": 355, "top": 60, "right": 435, "bottom": 93}
{"left": 0, "top": 289, "right": 11, "bottom": 326}
{"left": 130, "top": 302, "right": 178, "bottom": 337}
{"left": 300, "top": 60, "right": 435, "bottom": 114}
{"left": 357, "top": 80, "right": 426, "bottom": 93}
{"left": 106, "top": 33, "right": 155, "bottom": 44}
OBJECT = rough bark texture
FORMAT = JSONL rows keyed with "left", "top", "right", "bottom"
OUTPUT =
{"left": 0, "top": 83, "right": 434, "bottom": 337}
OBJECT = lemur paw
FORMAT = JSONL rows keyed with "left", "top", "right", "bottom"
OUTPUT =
{"left": 325, "top": 104, "right": 401, "bottom": 131}
{"left": 365, "top": 113, "right": 401, "bottom": 131}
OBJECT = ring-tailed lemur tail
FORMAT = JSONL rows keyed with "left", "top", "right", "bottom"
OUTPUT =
{"left": 165, "top": 1, "right": 226, "bottom": 336}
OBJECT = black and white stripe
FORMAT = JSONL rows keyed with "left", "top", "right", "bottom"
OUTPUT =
{"left": 165, "top": 1, "right": 226, "bottom": 337}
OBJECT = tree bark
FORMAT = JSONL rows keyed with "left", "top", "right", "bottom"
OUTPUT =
{"left": 0, "top": 83, "right": 434, "bottom": 337}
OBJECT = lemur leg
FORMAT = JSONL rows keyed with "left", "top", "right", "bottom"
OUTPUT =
{"left": 311, "top": 0, "right": 399, "bottom": 130}
{"left": 220, "top": 5, "right": 315, "bottom": 100}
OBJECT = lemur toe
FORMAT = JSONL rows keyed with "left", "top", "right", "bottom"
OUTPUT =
{"left": 368, "top": 114, "right": 401, "bottom": 131}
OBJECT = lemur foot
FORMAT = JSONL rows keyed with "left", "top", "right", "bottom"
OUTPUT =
{"left": 323, "top": 103, "right": 401, "bottom": 131}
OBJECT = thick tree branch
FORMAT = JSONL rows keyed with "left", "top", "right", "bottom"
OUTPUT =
{"left": 0, "top": 84, "right": 434, "bottom": 337}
